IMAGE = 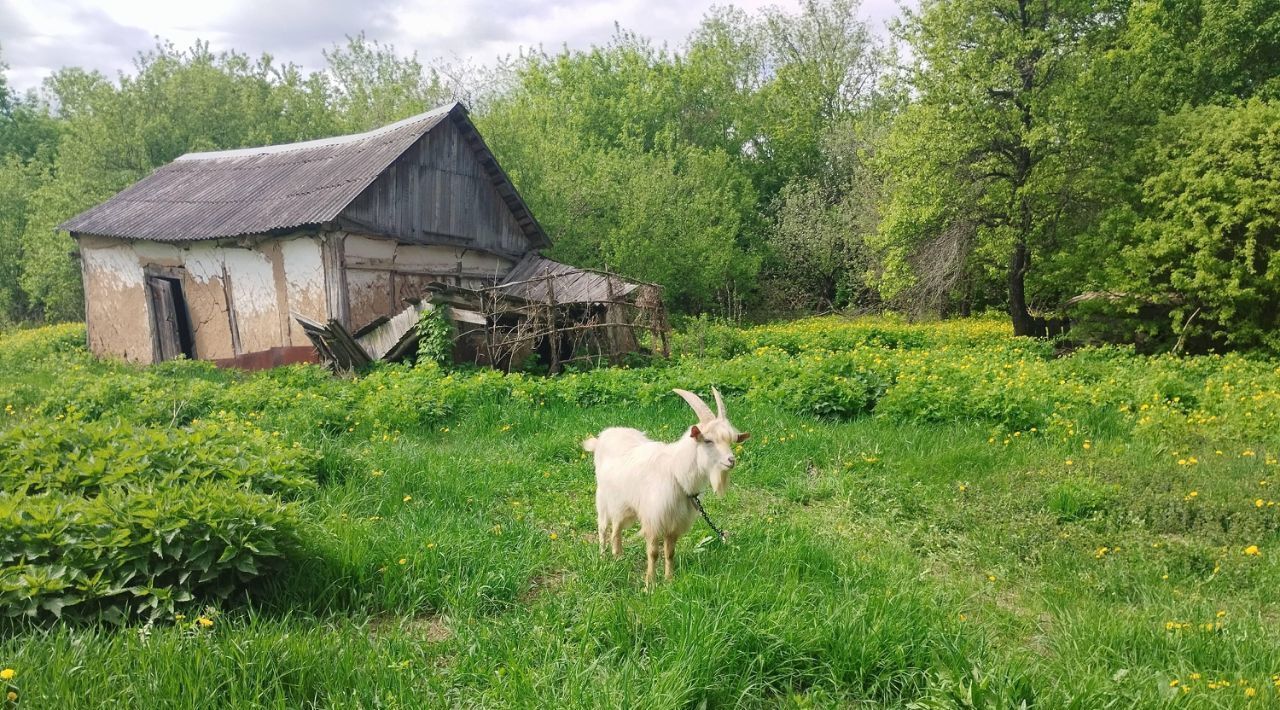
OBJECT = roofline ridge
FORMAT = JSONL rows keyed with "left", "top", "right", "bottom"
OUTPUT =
{"left": 174, "top": 102, "right": 461, "bottom": 162}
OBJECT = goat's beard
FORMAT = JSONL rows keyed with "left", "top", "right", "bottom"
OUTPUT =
{"left": 710, "top": 468, "right": 730, "bottom": 495}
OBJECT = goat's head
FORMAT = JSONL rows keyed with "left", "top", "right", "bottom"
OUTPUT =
{"left": 674, "top": 388, "right": 750, "bottom": 494}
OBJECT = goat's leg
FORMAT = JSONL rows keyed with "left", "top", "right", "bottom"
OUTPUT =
{"left": 663, "top": 533, "right": 677, "bottom": 580}
{"left": 610, "top": 521, "right": 624, "bottom": 559}
{"left": 597, "top": 516, "right": 608, "bottom": 556}
{"left": 644, "top": 531, "right": 659, "bottom": 591}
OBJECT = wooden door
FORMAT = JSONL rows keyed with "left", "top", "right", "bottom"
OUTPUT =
{"left": 147, "top": 276, "right": 184, "bottom": 362}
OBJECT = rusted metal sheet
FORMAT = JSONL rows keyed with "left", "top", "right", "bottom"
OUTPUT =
{"left": 212, "top": 346, "right": 319, "bottom": 370}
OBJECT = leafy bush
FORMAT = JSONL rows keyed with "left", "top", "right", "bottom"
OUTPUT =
{"left": 0, "top": 483, "right": 302, "bottom": 624}
{"left": 1103, "top": 99, "right": 1280, "bottom": 353}
{"left": 0, "top": 417, "right": 314, "bottom": 624}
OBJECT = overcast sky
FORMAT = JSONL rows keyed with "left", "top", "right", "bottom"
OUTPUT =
{"left": 1, "top": 0, "right": 907, "bottom": 93}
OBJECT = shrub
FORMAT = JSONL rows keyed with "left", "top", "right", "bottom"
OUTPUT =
{"left": 0, "top": 483, "right": 302, "bottom": 624}
{"left": 0, "top": 417, "right": 315, "bottom": 624}
{"left": 0, "top": 417, "right": 316, "bottom": 497}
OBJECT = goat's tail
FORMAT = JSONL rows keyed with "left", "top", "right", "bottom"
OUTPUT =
{"left": 582, "top": 436, "right": 598, "bottom": 452}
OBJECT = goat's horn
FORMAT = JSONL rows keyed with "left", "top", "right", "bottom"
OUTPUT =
{"left": 713, "top": 387, "right": 726, "bottom": 419}
{"left": 673, "top": 389, "right": 714, "bottom": 424}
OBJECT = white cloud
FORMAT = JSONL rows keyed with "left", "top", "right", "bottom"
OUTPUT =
{"left": 1, "top": 0, "right": 908, "bottom": 92}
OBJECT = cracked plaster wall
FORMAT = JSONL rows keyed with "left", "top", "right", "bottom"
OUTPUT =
{"left": 78, "top": 233, "right": 329, "bottom": 363}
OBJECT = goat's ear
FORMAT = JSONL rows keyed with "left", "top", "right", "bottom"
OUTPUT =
{"left": 736, "top": 432, "right": 751, "bottom": 443}
{"left": 689, "top": 425, "right": 703, "bottom": 441}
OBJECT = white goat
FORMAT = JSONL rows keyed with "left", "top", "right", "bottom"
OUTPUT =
{"left": 583, "top": 388, "right": 749, "bottom": 588}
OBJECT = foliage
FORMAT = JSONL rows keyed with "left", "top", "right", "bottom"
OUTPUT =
{"left": 874, "top": 0, "right": 1126, "bottom": 331}
{"left": 1115, "top": 100, "right": 1280, "bottom": 352}
{"left": 416, "top": 305, "right": 455, "bottom": 367}
{"left": 0, "top": 417, "right": 312, "bottom": 624}
{"left": 1, "top": 1, "right": 1279, "bottom": 349}
{"left": 0, "top": 316, "right": 1278, "bottom": 703}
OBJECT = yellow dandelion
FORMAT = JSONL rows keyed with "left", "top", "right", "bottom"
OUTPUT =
{"left": 398, "top": 558, "right": 408, "bottom": 565}
{"left": 1170, "top": 679, "right": 1180, "bottom": 687}
{"left": 0, "top": 668, "right": 13, "bottom": 681}
{"left": 197, "top": 617, "right": 214, "bottom": 629}
{"left": 1217, "top": 610, "right": 1226, "bottom": 618}
{"left": 1243, "top": 545, "right": 1261, "bottom": 556}
{"left": 1246, "top": 687, "right": 1257, "bottom": 697}
{"left": 549, "top": 532, "right": 558, "bottom": 540}
{"left": 1191, "top": 673, "right": 1201, "bottom": 681}
{"left": 403, "top": 495, "right": 412, "bottom": 502}
{"left": 5, "top": 691, "right": 15, "bottom": 702}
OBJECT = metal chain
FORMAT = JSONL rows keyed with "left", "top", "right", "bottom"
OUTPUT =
{"left": 689, "top": 494, "right": 727, "bottom": 543}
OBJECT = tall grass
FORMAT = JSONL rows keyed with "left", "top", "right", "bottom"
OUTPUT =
{"left": 1, "top": 317, "right": 1278, "bottom": 707}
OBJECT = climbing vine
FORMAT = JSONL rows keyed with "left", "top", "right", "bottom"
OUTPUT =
{"left": 416, "top": 305, "right": 454, "bottom": 366}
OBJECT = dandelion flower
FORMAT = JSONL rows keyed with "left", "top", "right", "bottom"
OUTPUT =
{"left": 1217, "top": 610, "right": 1226, "bottom": 618}
{"left": 0, "top": 668, "right": 13, "bottom": 681}
{"left": 6, "top": 691, "right": 15, "bottom": 702}
{"left": 398, "top": 558, "right": 408, "bottom": 565}
{"left": 1243, "top": 545, "right": 1261, "bottom": 556}
{"left": 197, "top": 617, "right": 214, "bottom": 629}
{"left": 403, "top": 495, "right": 412, "bottom": 502}
{"left": 1246, "top": 687, "right": 1257, "bottom": 697}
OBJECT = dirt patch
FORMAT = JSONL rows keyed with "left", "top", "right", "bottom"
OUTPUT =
{"left": 368, "top": 612, "right": 453, "bottom": 643}
{"left": 521, "top": 569, "right": 570, "bottom": 604}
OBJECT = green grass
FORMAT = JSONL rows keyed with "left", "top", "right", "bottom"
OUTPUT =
{"left": 2, "top": 319, "right": 1279, "bottom": 707}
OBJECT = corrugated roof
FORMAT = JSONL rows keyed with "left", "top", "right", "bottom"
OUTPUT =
{"left": 497, "top": 254, "right": 642, "bottom": 304}
{"left": 58, "top": 102, "right": 549, "bottom": 247}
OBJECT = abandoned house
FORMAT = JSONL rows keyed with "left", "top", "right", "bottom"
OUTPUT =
{"left": 59, "top": 102, "right": 667, "bottom": 370}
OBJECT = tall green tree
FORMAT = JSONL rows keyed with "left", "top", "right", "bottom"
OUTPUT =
{"left": 0, "top": 46, "right": 61, "bottom": 323}
{"left": 874, "top": 0, "right": 1124, "bottom": 333}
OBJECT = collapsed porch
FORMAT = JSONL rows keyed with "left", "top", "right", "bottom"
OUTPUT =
{"left": 295, "top": 256, "right": 670, "bottom": 373}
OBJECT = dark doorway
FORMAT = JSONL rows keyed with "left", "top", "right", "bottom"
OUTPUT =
{"left": 146, "top": 275, "right": 196, "bottom": 361}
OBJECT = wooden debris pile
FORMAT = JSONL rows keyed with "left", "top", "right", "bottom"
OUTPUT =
{"left": 293, "top": 299, "right": 434, "bottom": 370}
{"left": 294, "top": 263, "right": 670, "bottom": 373}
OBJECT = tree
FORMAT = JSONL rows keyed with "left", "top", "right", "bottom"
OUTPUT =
{"left": 323, "top": 34, "right": 453, "bottom": 131}
{"left": 1113, "top": 100, "right": 1280, "bottom": 351}
{"left": 874, "top": 0, "right": 1124, "bottom": 333}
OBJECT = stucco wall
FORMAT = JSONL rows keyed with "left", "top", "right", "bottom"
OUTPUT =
{"left": 80, "top": 239, "right": 153, "bottom": 363}
{"left": 342, "top": 233, "right": 513, "bottom": 330}
{"left": 77, "top": 233, "right": 330, "bottom": 364}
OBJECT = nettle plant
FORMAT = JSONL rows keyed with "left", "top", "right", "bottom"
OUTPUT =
{"left": 0, "top": 418, "right": 313, "bottom": 624}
